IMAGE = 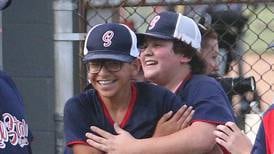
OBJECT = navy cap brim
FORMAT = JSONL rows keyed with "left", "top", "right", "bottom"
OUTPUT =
{"left": 136, "top": 32, "right": 174, "bottom": 47}
{"left": 83, "top": 50, "right": 135, "bottom": 63}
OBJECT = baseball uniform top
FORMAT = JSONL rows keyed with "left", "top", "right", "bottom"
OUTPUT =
{"left": 0, "top": 71, "right": 32, "bottom": 154}
{"left": 252, "top": 104, "right": 274, "bottom": 154}
{"left": 175, "top": 73, "right": 235, "bottom": 154}
{"left": 64, "top": 82, "right": 183, "bottom": 147}
{"left": 176, "top": 74, "right": 235, "bottom": 124}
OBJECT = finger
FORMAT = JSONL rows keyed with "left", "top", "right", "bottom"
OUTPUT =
{"left": 215, "top": 137, "right": 228, "bottom": 149}
{"left": 180, "top": 109, "right": 194, "bottom": 129}
{"left": 172, "top": 105, "right": 188, "bottom": 122}
{"left": 85, "top": 132, "right": 107, "bottom": 145}
{"left": 177, "top": 106, "right": 193, "bottom": 124}
{"left": 90, "top": 126, "right": 114, "bottom": 139}
{"left": 113, "top": 122, "right": 125, "bottom": 134}
{"left": 225, "top": 121, "right": 241, "bottom": 132}
{"left": 158, "top": 111, "right": 173, "bottom": 124}
{"left": 86, "top": 138, "right": 108, "bottom": 152}
{"left": 213, "top": 129, "right": 229, "bottom": 141}
{"left": 216, "top": 124, "right": 234, "bottom": 136}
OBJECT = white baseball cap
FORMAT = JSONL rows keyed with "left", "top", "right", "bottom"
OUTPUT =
{"left": 137, "top": 11, "right": 202, "bottom": 49}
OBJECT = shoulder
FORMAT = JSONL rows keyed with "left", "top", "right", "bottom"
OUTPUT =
{"left": 0, "top": 71, "right": 14, "bottom": 86}
{"left": 0, "top": 70, "right": 9, "bottom": 78}
{"left": 0, "top": 71, "right": 23, "bottom": 106}
{"left": 191, "top": 74, "right": 218, "bottom": 84}
{"left": 187, "top": 74, "right": 223, "bottom": 91}
{"left": 180, "top": 74, "right": 229, "bottom": 103}
{"left": 65, "top": 89, "right": 97, "bottom": 111}
{"left": 135, "top": 82, "right": 174, "bottom": 96}
{"left": 134, "top": 82, "right": 180, "bottom": 106}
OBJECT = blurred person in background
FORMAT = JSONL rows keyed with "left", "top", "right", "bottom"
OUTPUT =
{"left": 198, "top": 16, "right": 220, "bottom": 75}
{"left": 195, "top": 11, "right": 260, "bottom": 130}
{"left": 214, "top": 45, "right": 274, "bottom": 154}
{"left": 184, "top": 3, "right": 248, "bottom": 76}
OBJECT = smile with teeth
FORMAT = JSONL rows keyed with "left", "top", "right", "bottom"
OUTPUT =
{"left": 97, "top": 80, "right": 116, "bottom": 85}
{"left": 145, "top": 60, "right": 158, "bottom": 66}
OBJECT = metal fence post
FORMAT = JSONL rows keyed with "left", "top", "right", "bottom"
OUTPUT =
{"left": 53, "top": 1, "right": 76, "bottom": 153}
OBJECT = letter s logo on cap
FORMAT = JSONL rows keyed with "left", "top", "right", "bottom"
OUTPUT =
{"left": 148, "top": 15, "right": 160, "bottom": 30}
{"left": 102, "top": 30, "right": 114, "bottom": 47}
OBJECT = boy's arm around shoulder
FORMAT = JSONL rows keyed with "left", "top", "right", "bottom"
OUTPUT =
{"left": 134, "top": 121, "right": 219, "bottom": 154}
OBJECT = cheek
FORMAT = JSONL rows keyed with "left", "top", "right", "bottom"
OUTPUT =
{"left": 155, "top": 50, "right": 173, "bottom": 60}
{"left": 207, "top": 59, "right": 214, "bottom": 66}
{"left": 208, "top": 60, "right": 218, "bottom": 70}
{"left": 139, "top": 54, "right": 145, "bottom": 63}
{"left": 87, "top": 72, "right": 92, "bottom": 79}
{"left": 88, "top": 73, "right": 97, "bottom": 81}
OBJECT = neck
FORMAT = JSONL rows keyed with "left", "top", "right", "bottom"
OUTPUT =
{"left": 100, "top": 85, "right": 132, "bottom": 124}
{"left": 102, "top": 88, "right": 131, "bottom": 111}
{"left": 164, "top": 65, "right": 191, "bottom": 93}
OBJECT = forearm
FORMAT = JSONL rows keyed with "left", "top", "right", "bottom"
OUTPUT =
{"left": 133, "top": 122, "right": 217, "bottom": 154}
{"left": 73, "top": 144, "right": 104, "bottom": 154}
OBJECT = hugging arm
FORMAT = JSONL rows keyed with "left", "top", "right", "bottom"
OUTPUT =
{"left": 86, "top": 121, "right": 220, "bottom": 154}
{"left": 72, "top": 144, "right": 103, "bottom": 154}
{"left": 86, "top": 105, "right": 197, "bottom": 153}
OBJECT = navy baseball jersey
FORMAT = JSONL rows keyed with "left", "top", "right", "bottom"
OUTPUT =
{"left": 252, "top": 104, "right": 274, "bottom": 154}
{"left": 176, "top": 74, "right": 235, "bottom": 124}
{"left": 176, "top": 74, "right": 235, "bottom": 154}
{"left": 64, "top": 82, "right": 183, "bottom": 149}
{"left": 0, "top": 71, "right": 32, "bottom": 154}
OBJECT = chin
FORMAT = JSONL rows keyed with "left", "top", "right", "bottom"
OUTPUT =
{"left": 98, "top": 91, "right": 116, "bottom": 98}
{"left": 144, "top": 73, "right": 158, "bottom": 82}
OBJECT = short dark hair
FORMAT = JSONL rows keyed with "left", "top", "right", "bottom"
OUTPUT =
{"left": 200, "top": 28, "right": 218, "bottom": 49}
{"left": 172, "top": 39, "right": 206, "bottom": 74}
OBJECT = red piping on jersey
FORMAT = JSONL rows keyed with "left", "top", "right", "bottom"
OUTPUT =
{"left": 120, "top": 83, "right": 137, "bottom": 128}
{"left": 67, "top": 140, "right": 88, "bottom": 147}
{"left": 174, "top": 72, "right": 192, "bottom": 94}
{"left": 99, "top": 83, "right": 137, "bottom": 128}
{"left": 192, "top": 119, "right": 227, "bottom": 125}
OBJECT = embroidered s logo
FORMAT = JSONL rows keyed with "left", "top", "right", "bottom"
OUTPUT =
{"left": 102, "top": 30, "right": 114, "bottom": 47}
{"left": 148, "top": 15, "right": 160, "bottom": 30}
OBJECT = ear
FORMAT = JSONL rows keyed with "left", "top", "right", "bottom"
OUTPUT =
{"left": 130, "top": 59, "right": 141, "bottom": 77}
{"left": 179, "top": 55, "right": 191, "bottom": 64}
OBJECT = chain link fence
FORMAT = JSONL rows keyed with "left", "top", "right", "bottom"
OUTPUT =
{"left": 75, "top": 0, "right": 274, "bottom": 143}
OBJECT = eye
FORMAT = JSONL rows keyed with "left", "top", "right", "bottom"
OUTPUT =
{"left": 138, "top": 42, "right": 148, "bottom": 50}
{"left": 89, "top": 60, "right": 101, "bottom": 67}
{"left": 106, "top": 60, "right": 120, "bottom": 65}
{"left": 105, "top": 60, "right": 123, "bottom": 72}
{"left": 86, "top": 60, "right": 103, "bottom": 73}
{"left": 153, "top": 42, "right": 162, "bottom": 47}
